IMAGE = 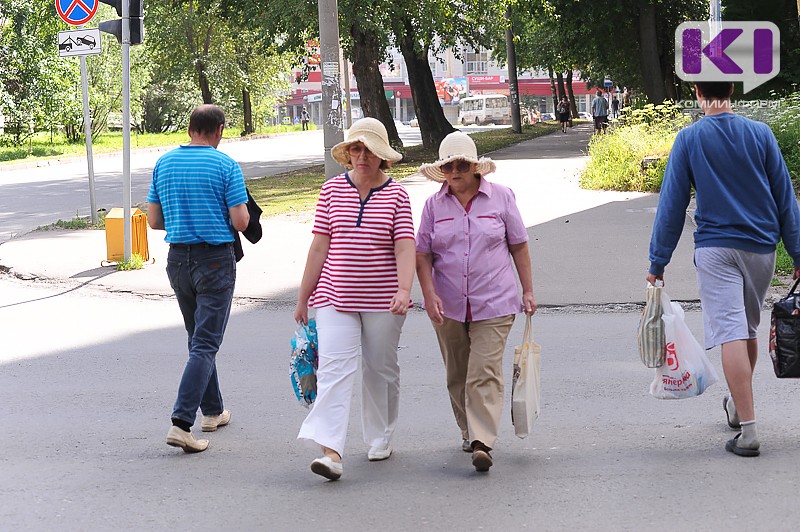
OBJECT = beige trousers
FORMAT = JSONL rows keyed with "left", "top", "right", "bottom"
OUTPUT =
{"left": 433, "top": 315, "right": 515, "bottom": 450}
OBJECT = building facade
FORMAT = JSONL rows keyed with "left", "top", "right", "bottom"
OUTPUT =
{"left": 281, "top": 45, "right": 597, "bottom": 126}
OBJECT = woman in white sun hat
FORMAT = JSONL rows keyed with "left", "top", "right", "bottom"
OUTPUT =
{"left": 294, "top": 117, "right": 416, "bottom": 481}
{"left": 415, "top": 131, "right": 537, "bottom": 473}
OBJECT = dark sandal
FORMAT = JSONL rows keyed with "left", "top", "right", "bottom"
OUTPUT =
{"left": 722, "top": 396, "right": 741, "bottom": 429}
{"left": 725, "top": 433, "right": 760, "bottom": 457}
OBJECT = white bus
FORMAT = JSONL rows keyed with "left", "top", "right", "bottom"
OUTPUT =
{"left": 458, "top": 95, "right": 511, "bottom": 125}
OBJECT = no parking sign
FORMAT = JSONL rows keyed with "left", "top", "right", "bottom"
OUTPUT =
{"left": 55, "top": 0, "right": 98, "bottom": 26}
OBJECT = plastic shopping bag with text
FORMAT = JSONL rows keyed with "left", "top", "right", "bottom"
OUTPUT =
{"left": 649, "top": 293, "right": 718, "bottom": 399}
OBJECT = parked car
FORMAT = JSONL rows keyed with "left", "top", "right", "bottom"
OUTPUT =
{"left": 540, "top": 113, "right": 556, "bottom": 121}
{"left": 408, "top": 117, "right": 419, "bottom": 127}
{"left": 578, "top": 112, "right": 592, "bottom": 120}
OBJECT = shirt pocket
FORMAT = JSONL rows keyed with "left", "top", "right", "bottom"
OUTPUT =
{"left": 475, "top": 214, "right": 506, "bottom": 247}
{"left": 431, "top": 217, "right": 456, "bottom": 254}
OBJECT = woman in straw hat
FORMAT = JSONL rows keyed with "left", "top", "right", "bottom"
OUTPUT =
{"left": 416, "top": 131, "right": 537, "bottom": 472}
{"left": 294, "top": 117, "right": 416, "bottom": 480}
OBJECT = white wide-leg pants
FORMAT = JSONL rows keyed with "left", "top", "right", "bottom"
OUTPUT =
{"left": 297, "top": 306, "right": 405, "bottom": 456}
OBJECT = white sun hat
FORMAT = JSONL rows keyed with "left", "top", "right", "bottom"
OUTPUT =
{"left": 418, "top": 131, "right": 496, "bottom": 183}
{"left": 332, "top": 117, "right": 402, "bottom": 167}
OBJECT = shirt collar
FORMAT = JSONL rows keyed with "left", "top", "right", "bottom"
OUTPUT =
{"left": 436, "top": 177, "right": 493, "bottom": 199}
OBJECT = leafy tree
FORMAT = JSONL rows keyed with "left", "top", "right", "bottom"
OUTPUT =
{"left": 0, "top": 0, "right": 81, "bottom": 145}
{"left": 387, "top": 0, "right": 501, "bottom": 148}
{"left": 723, "top": 0, "right": 800, "bottom": 98}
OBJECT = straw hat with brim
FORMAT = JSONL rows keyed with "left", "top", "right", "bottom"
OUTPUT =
{"left": 419, "top": 131, "right": 496, "bottom": 183}
{"left": 332, "top": 117, "right": 402, "bottom": 167}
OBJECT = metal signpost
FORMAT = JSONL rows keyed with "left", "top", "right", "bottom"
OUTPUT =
{"left": 317, "top": 0, "right": 344, "bottom": 179}
{"left": 56, "top": 0, "right": 101, "bottom": 224}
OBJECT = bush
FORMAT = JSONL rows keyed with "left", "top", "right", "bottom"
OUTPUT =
{"left": 116, "top": 253, "right": 145, "bottom": 271}
{"left": 765, "top": 92, "right": 800, "bottom": 187}
{"left": 580, "top": 103, "right": 690, "bottom": 192}
{"left": 776, "top": 240, "right": 794, "bottom": 276}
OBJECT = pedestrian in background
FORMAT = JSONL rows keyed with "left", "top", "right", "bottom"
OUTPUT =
{"left": 294, "top": 117, "right": 416, "bottom": 481}
{"left": 611, "top": 96, "right": 620, "bottom": 119}
{"left": 416, "top": 131, "right": 537, "bottom": 473}
{"left": 147, "top": 104, "right": 250, "bottom": 453}
{"left": 557, "top": 96, "right": 571, "bottom": 133}
{"left": 647, "top": 81, "right": 800, "bottom": 457}
{"left": 301, "top": 107, "right": 310, "bottom": 131}
{"left": 591, "top": 90, "right": 609, "bottom": 133}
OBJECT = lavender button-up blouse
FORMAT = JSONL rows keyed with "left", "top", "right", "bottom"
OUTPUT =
{"left": 416, "top": 178, "right": 529, "bottom": 322}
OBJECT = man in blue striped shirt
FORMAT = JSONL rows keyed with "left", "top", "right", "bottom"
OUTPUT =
{"left": 147, "top": 104, "right": 249, "bottom": 453}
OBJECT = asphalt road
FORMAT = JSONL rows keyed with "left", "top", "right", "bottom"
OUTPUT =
{"left": 2, "top": 278, "right": 800, "bottom": 530}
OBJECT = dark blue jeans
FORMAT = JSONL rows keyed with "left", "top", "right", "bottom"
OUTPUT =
{"left": 166, "top": 243, "right": 236, "bottom": 426}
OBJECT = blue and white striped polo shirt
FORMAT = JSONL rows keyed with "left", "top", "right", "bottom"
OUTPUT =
{"left": 147, "top": 145, "right": 248, "bottom": 245}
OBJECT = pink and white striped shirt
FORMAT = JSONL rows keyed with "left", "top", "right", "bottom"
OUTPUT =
{"left": 309, "top": 173, "right": 415, "bottom": 312}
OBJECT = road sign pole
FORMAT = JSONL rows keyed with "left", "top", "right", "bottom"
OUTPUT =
{"left": 122, "top": 0, "right": 132, "bottom": 261}
{"left": 79, "top": 54, "right": 98, "bottom": 225}
{"left": 317, "top": 0, "right": 344, "bottom": 179}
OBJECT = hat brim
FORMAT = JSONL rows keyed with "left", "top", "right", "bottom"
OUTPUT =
{"left": 419, "top": 155, "right": 496, "bottom": 183}
{"left": 332, "top": 135, "right": 403, "bottom": 167}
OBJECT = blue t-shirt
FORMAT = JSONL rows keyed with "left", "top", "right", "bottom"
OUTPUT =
{"left": 649, "top": 113, "right": 800, "bottom": 275}
{"left": 147, "top": 145, "right": 248, "bottom": 245}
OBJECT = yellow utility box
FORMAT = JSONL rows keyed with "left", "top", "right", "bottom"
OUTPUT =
{"left": 105, "top": 207, "right": 150, "bottom": 262}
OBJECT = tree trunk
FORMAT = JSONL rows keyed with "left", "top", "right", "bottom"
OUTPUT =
{"left": 242, "top": 88, "right": 253, "bottom": 134}
{"left": 350, "top": 23, "right": 401, "bottom": 151}
{"left": 637, "top": 0, "right": 666, "bottom": 104}
{"left": 395, "top": 19, "right": 455, "bottom": 151}
{"left": 555, "top": 71, "right": 566, "bottom": 101}
{"left": 505, "top": 7, "right": 521, "bottom": 133}
{"left": 197, "top": 62, "right": 213, "bottom": 103}
{"left": 548, "top": 67, "right": 558, "bottom": 113}
{"left": 663, "top": 60, "right": 677, "bottom": 101}
{"left": 565, "top": 73, "right": 578, "bottom": 118}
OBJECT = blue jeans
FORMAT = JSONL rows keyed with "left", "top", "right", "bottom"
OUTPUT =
{"left": 166, "top": 243, "right": 236, "bottom": 426}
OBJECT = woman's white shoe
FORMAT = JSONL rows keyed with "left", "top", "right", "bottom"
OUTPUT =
{"left": 367, "top": 445, "right": 393, "bottom": 461}
{"left": 310, "top": 456, "right": 343, "bottom": 480}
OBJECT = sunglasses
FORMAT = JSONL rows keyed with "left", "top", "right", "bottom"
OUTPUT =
{"left": 348, "top": 144, "right": 377, "bottom": 158}
{"left": 441, "top": 160, "right": 472, "bottom": 174}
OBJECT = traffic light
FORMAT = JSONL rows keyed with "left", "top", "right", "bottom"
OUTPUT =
{"left": 98, "top": 0, "right": 144, "bottom": 45}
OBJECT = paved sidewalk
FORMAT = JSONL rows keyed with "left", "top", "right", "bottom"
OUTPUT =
{"left": 0, "top": 123, "right": 700, "bottom": 305}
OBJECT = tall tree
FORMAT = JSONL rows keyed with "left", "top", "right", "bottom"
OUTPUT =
{"left": 348, "top": 22, "right": 401, "bottom": 150}
{"left": 0, "top": 0, "right": 81, "bottom": 145}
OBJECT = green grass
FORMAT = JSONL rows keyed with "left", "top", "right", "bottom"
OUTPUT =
{"left": 246, "top": 122, "right": 560, "bottom": 216}
{"left": 580, "top": 123, "right": 678, "bottom": 192}
{"left": 0, "top": 124, "right": 316, "bottom": 165}
{"left": 776, "top": 240, "right": 793, "bottom": 276}
{"left": 37, "top": 211, "right": 106, "bottom": 231}
{"left": 116, "top": 253, "right": 145, "bottom": 271}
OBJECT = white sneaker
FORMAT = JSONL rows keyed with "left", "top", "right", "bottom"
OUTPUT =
{"left": 310, "top": 456, "right": 343, "bottom": 480}
{"left": 367, "top": 444, "right": 393, "bottom": 461}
